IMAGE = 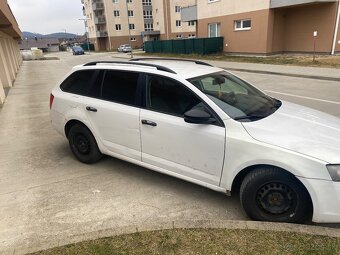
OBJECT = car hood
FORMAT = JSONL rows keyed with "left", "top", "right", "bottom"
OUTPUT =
{"left": 242, "top": 101, "right": 340, "bottom": 164}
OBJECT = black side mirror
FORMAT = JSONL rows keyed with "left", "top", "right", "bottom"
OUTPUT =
{"left": 184, "top": 108, "right": 216, "bottom": 124}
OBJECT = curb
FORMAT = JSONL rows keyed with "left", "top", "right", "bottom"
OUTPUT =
{"left": 223, "top": 67, "right": 340, "bottom": 82}
{"left": 11, "top": 220, "right": 340, "bottom": 255}
{"left": 110, "top": 54, "right": 340, "bottom": 82}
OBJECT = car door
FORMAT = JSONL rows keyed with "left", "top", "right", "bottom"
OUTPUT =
{"left": 84, "top": 69, "right": 142, "bottom": 161}
{"left": 140, "top": 74, "right": 226, "bottom": 186}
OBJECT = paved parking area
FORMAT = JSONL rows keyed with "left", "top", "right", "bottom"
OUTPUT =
{"left": 0, "top": 52, "right": 339, "bottom": 254}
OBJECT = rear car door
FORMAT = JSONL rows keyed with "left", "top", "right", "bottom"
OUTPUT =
{"left": 140, "top": 74, "right": 226, "bottom": 186}
{"left": 84, "top": 69, "right": 142, "bottom": 161}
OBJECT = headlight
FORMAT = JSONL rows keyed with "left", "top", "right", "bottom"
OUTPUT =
{"left": 327, "top": 165, "right": 340, "bottom": 182}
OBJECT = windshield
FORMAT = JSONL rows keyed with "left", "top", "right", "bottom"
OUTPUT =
{"left": 188, "top": 71, "right": 281, "bottom": 122}
{"left": 73, "top": 46, "right": 82, "bottom": 50}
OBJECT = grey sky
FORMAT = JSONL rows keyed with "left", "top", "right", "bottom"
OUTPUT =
{"left": 8, "top": 0, "right": 85, "bottom": 35}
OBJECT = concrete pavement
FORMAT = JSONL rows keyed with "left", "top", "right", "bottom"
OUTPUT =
{"left": 0, "top": 52, "right": 339, "bottom": 255}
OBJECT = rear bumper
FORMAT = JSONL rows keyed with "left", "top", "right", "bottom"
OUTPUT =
{"left": 298, "top": 176, "right": 340, "bottom": 223}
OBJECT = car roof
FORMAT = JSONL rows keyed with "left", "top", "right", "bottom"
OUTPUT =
{"left": 134, "top": 59, "right": 222, "bottom": 79}
{"left": 79, "top": 59, "right": 223, "bottom": 80}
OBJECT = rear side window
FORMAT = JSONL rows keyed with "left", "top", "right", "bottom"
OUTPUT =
{"left": 102, "top": 70, "right": 139, "bottom": 106}
{"left": 60, "top": 70, "right": 100, "bottom": 98}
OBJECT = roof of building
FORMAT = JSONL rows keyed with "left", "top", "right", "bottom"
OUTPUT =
{"left": 19, "top": 38, "right": 60, "bottom": 50}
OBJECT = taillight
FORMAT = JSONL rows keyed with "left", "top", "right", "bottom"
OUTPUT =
{"left": 50, "top": 94, "right": 54, "bottom": 109}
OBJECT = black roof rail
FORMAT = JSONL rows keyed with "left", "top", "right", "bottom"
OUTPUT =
{"left": 83, "top": 61, "right": 177, "bottom": 74}
{"left": 130, "top": 58, "right": 213, "bottom": 67}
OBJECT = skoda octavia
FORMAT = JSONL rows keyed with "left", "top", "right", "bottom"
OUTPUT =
{"left": 50, "top": 58, "right": 340, "bottom": 223}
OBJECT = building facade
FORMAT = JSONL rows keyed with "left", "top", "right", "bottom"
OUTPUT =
{"left": 182, "top": 0, "right": 340, "bottom": 54}
{"left": 81, "top": 0, "right": 197, "bottom": 51}
{"left": 0, "top": 0, "right": 22, "bottom": 105}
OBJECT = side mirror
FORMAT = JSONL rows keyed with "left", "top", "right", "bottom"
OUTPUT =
{"left": 184, "top": 108, "right": 216, "bottom": 124}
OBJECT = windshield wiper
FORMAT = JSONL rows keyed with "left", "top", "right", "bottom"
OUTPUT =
{"left": 234, "top": 114, "right": 269, "bottom": 121}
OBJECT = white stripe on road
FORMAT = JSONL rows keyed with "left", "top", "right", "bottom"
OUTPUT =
{"left": 264, "top": 90, "right": 340, "bottom": 105}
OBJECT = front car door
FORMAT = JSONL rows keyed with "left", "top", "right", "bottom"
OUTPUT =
{"left": 140, "top": 74, "right": 226, "bottom": 186}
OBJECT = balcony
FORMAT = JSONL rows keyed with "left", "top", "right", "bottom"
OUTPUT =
{"left": 181, "top": 5, "right": 197, "bottom": 22}
{"left": 92, "top": 3, "right": 104, "bottom": 11}
{"left": 81, "top": 0, "right": 84, "bottom": 3}
{"left": 96, "top": 31, "right": 108, "bottom": 37}
{"left": 94, "top": 16, "right": 106, "bottom": 24}
{"left": 270, "top": 0, "right": 337, "bottom": 8}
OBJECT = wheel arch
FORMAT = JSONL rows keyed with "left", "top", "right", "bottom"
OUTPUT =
{"left": 64, "top": 119, "right": 87, "bottom": 138}
{"left": 230, "top": 164, "right": 313, "bottom": 208}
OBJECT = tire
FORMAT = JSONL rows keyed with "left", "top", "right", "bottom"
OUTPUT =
{"left": 240, "top": 167, "right": 312, "bottom": 223}
{"left": 68, "top": 123, "right": 102, "bottom": 164}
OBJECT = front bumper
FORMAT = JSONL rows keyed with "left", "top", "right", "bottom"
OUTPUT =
{"left": 298, "top": 176, "right": 340, "bottom": 223}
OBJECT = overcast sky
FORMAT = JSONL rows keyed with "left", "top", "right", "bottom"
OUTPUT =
{"left": 8, "top": 0, "right": 85, "bottom": 35}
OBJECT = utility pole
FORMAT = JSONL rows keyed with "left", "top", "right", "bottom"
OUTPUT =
{"left": 79, "top": 18, "right": 91, "bottom": 53}
{"left": 125, "top": 0, "right": 133, "bottom": 58}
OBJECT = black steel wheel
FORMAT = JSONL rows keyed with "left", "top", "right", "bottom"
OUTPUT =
{"left": 240, "top": 167, "right": 312, "bottom": 223}
{"left": 68, "top": 123, "right": 102, "bottom": 164}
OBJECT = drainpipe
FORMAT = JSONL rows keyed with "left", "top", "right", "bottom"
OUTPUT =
{"left": 103, "top": 0, "right": 112, "bottom": 51}
{"left": 331, "top": 0, "right": 340, "bottom": 55}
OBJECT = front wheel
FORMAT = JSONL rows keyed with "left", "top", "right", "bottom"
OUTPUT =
{"left": 240, "top": 167, "right": 312, "bottom": 223}
{"left": 68, "top": 123, "right": 102, "bottom": 164}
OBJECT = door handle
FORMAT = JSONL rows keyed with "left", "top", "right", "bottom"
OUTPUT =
{"left": 86, "top": 106, "right": 98, "bottom": 112}
{"left": 141, "top": 120, "right": 157, "bottom": 127}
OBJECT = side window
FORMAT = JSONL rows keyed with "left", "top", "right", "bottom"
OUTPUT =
{"left": 60, "top": 70, "right": 100, "bottom": 97}
{"left": 147, "top": 75, "right": 201, "bottom": 117}
{"left": 102, "top": 70, "right": 139, "bottom": 106}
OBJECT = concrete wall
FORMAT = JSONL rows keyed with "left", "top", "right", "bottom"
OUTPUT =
{"left": 0, "top": 1, "right": 22, "bottom": 105}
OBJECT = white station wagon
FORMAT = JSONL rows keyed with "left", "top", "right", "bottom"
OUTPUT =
{"left": 50, "top": 58, "right": 340, "bottom": 224}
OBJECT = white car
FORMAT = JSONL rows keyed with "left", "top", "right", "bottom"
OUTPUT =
{"left": 117, "top": 44, "right": 132, "bottom": 53}
{"left": 50, "top": 58, "right": 340, "bottom": 223}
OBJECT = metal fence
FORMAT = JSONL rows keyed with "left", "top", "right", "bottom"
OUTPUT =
{"left": 145, "top": 37, "right": 223, "bottom": 55}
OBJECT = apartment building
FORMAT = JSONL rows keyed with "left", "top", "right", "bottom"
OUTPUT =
{"left": 0, "top": 0, "right": 22, "bottom": 105}
{"left": 182, "top": 0, "right": 340, "bottom": 54}
{"left": 81, "top": 0, "right": 197, "bottom": 51}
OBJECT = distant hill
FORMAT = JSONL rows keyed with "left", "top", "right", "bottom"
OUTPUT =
{"left": 22, "top": 31, "right": 79, "bottom": 39}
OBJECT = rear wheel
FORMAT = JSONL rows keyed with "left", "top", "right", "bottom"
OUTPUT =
{"left": 68, "top": 123, "right": 102, "bottom": 164}
{"left": 240, "top": 167, "right": 312, "bottom": 223}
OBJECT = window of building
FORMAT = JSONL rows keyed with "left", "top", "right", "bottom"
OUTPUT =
{"left": 175, "top": 6, "right": 181, "bottom": 13}
{"left": 131, "top": 37, "right": 136, "bottom": 41}
{"left": 102, "top": 71, "right": 140, "bottom": 107}
{"left": 176, "top": 20, "right": 181, "bottom": 27}
{"left": 188, "top": 21, "right": 195, "bottom": 26}
{"left": 146, "top": 75, "right": 202, "bottom": 117}
{"left": 143, "top": 10, "right": 153, "bottom": 19}
{"left": 114, "top": 10, "right": 120, "bottom": 17}
{"left": 127, "top": 0, "right": 132, "bottom": 3}
{"left": 208, "top": 23, "right": 220, "bottom": 37}
{"left": 144, "top": 23, "right": 153, "bottom": 31}
{"left": 112, "top": 0, "right": 118, "bottom": 3}
{"left": 115, "top": 24, "right": 122, "bottom": 31}
{"left": 188, "top": 34, "right": 196, "bottom": 38}
{"left": 208, "top": 0, "right": 220, "bottom": 3}
{"left": 129, "top": 24, "right": 135, "bottom": 30}
{"left": 142, "top": 0, "right": 152, "bottom": 6}
{"left": 234, "top": 19, "right": 251, "bottom": 31}
{"left": 128, "top": 10, "right": 134, "bottom": 17}
{"left": 176, "top": 34, "right": 182, "bottom": 39}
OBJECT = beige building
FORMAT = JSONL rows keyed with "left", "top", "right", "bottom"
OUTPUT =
{"left": 0, "top": 0, "right": 22, "bottom": 105}
{"left": 182, "top": 0, "right": 340, "bottom": 54}
{"left": 81, "top": 0, "right": 197, "bottom": 51}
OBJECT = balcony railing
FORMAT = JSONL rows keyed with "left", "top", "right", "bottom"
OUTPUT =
{"left": 92, "top": 3, "right": 104, "bottom": 11}
{"left": 96, "top": 31, "right": 108, "bottom": 37}
{"left": 270, "top": 0, "right": 336, "bottom": 8}
{"left": 94, "top": 16, "right": 106, "bottom": 24}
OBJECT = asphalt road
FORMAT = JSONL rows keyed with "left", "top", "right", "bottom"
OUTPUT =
{"left": 0, "top": 52, "right": 339, "bottom": 254}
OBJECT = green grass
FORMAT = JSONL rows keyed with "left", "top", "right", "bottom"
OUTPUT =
{"left": 135, "top": 52, "right": 340, "bottom": 68}
{"left": 29, "top": 229, "right": 340, "bottom": 255}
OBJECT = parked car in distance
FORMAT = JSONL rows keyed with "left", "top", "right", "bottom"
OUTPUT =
{"left": 50, "top": 58, "right": 340, "bottom": 224}
{"left": 118, "top": 44, "right": 132, "bottom": 53}
{"left": 72, "top": 46, "right": 85, "bottom": 55}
